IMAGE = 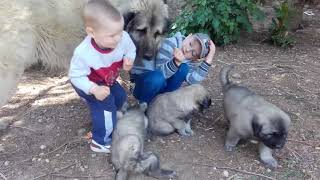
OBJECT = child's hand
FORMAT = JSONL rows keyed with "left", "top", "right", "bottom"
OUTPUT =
{"left": 173, "top": 48, "right": 185, "bottom": 66}
{"left": 90, "top": 85, "right": 110, "bottom": 101}
{"left": 205, "top": 40, "right": 216, "bottom": 64}
{"left": 123, "top": 58, "right": 134, "bottom": 71}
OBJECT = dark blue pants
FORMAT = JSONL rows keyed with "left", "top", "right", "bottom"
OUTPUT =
{"left": 72, "top": 81, "right": 126, "bottom": 145}
{"left": 132, "top": 63, "right": 189, "bottom": 103}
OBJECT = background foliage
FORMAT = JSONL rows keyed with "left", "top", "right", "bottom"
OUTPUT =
{"left": 171, "top": 0, "right": 264, "bottom": 45}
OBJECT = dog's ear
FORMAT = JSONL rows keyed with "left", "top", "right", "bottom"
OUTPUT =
{"left": 123, "top": 12, "right": 137, "bottom": 30}
{"left": 252, "top": 115, "right": 263, "bottom": 138}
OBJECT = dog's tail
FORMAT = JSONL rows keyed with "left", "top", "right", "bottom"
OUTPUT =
{"left": 219, "top": 65, "right": 235, "bottom": 92}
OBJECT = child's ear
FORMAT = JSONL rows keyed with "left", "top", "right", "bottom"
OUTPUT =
{"left": 86, "top": 26, "right": 95, "bottom": 38}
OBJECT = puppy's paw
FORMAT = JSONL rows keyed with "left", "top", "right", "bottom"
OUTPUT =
{"left": 178, "top": 128, "right": 191, "bottom": 137}
{"left": 187, "top": 129, "right": 194, "bottom": 136}
{"left": 161, "top": 169, "right": 177, "bottom": 179}
{"left": 185, "top": 128, "right": 194, "bottom": 136}
{"left": 224, "top": 144, "right": 235, "bottom": 152}
{"left": 261, "top": 157, "right": 278, "bottom": 169}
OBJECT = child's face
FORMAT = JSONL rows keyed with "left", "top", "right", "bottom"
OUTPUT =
{"left": 91, "top": 18, "right": 124, "bottom": 49}
{"left": 181, "top": 34, "right": 202, "bottom": 61}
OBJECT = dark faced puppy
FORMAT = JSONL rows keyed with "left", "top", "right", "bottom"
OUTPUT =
{"left": 220, "top": 65, "right": 291, "bottom": 169}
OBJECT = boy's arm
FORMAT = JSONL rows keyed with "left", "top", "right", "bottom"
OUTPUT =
{"left": 186, "top": 61, "right": 211, "bottom": 84}
{"left": 156, "top": 37, "right": 179, "bottom": 78}
{"left": 68, "top": 54, "right": 96, "bottom": 95}
{"left": 123, "top": 31, "right": 136, "bottom": 62}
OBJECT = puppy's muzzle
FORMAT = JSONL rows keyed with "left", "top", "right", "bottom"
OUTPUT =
{"left": 199, "top": 97, "right": 212, "bottom": 111}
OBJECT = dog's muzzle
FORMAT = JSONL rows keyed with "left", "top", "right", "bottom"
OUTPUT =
{"left": 199, "top": 97, "right": 212, "bottom": 111}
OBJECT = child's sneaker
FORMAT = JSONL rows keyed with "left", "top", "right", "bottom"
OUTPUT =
{"left": 90, "top": 140, "right": 111, "bottom": 153}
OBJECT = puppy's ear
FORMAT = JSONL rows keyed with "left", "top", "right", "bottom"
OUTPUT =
{"left": 252, "top": 115, "right": 263, "bottom": 138}
{"left": 123, "top": 12, "right": 137, "bottom": 30}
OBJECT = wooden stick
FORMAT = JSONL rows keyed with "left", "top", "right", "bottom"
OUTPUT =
{"left": 51, "top": 174, "right": 111, "bottom": 179}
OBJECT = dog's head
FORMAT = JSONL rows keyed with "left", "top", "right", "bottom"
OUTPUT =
{"left": 186, "top": 84, "right": 212, "bottom": 112}
{"left": 123, "top": 1, "right": 170, "bottom": 61}
{"left": 252, "top": 116, "right": 288, "bottom": 149}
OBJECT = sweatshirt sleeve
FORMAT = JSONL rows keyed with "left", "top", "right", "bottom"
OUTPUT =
{"left": 68, "top": 53, "right": 95, "bottom": 94}
{"left": 186, "top": 61, "right": 211, "bottom": 84}
{"left": 155, "top": 36, "right": 179, "bottom": 78}
{"left": 123, "top": 31, "right": 136, "bottom": 61}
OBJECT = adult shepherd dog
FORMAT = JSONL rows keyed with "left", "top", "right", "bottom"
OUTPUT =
{"left": 0, "top": 0, "right": 169, "bottom": 106}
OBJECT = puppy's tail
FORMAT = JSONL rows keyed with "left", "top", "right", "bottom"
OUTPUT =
{"left": 219, "top": 65, "right": 235, "bottom": 92}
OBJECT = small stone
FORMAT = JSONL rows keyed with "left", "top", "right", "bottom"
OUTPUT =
{"left": 77, "top": 128, "right": 86, "bottom": 136}
{"left": 0, "top": 145, "right": 4, "bottom": 152}
{"left": 91, "top": 154, "right": 96, "bottom": 158}
{"left": 267, "top": 168, "right": 272, "bottom": 172}
{"left": 80, "top": 166, "right": 85, "bottom": 172}
{"left": 231, "top": 73, "right": 241, "bottom": 79}
{"left": 159, "top": 139, "right": 165, "bottom": 144}
{"left": 223, "top": 170, "right": 229, "bottom": 177}
{"left": 55, "top": 154, "right": 60, "bottom": 157}
{"left": 38, "top": 119, "right": 43, "bottom": 123}
{"left": 4, "top": 161, "right": 9, "bottom": 166}
{"left": 0, "top": 121, "right": 9, "bottom": 130}
{"left": 315, "top": 147, "right": 320, "bottom": 150}
{"left": 39, "top": 153, "right": 44, "bottom": 156}
{"left": 45, "top": 159, "right": 50, "bottom": 163}
{"left": 40, "top": 145, "right": 46, "bottom": 150}
{"left": 32, "top": 158, "right": 37, "bottom": 162}
{"left": 250, "top": 140, "right": 259, "bottom": 144}
{"left": 84, "top": 165, "right": 88, "bottom": 169}
{"left": 37, "top": 158, "right": 42, "bottom": 161}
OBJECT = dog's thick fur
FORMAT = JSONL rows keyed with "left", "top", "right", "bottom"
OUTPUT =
{"left": 220, "top": 65, "right": 291, "bottom": 168}
{"left": 0, "top": 0, "right": 168, "bottom": 106}
{"left": 111, "top": 103, "right": 176, "bottom": 180}
{"left": 147, "top": 84, "right": 212, "bottom": 137}
{"left": 111, "top": 0, "right": 169, "bottom": 62}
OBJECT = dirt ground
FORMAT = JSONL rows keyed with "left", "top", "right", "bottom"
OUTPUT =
{"left": 1, "top": 3, "right": 319, "bottom": 180}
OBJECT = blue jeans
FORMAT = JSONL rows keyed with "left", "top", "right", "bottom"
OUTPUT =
{"left": 72, "top": 81, "right": 126, "bottom": 145}
{"left": 131, "top": 63, "right": 189, "bottom": 103}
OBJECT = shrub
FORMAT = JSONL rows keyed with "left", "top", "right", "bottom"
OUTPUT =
{"left": 269, "top": 1, "right": 295, "bottom": 47}
{"left": 171, "top": 0, "right": 264, "bottom": 45}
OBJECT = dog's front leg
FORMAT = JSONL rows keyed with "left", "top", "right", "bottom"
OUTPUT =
{"left": 259, "top": 143, "right": 278, "bottom": 169}
{"left": 185, "top": 119, "right": 194, "bottom": 136}
{"left": 172, "top": 120, "right": 190, "bottom": 137}
{"left": 224, "top": 127, "right": 240, "bottom": 151}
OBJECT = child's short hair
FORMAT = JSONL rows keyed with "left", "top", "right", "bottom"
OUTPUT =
{"left": 84, "top": 0, "right": 122, "bottom": 29}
